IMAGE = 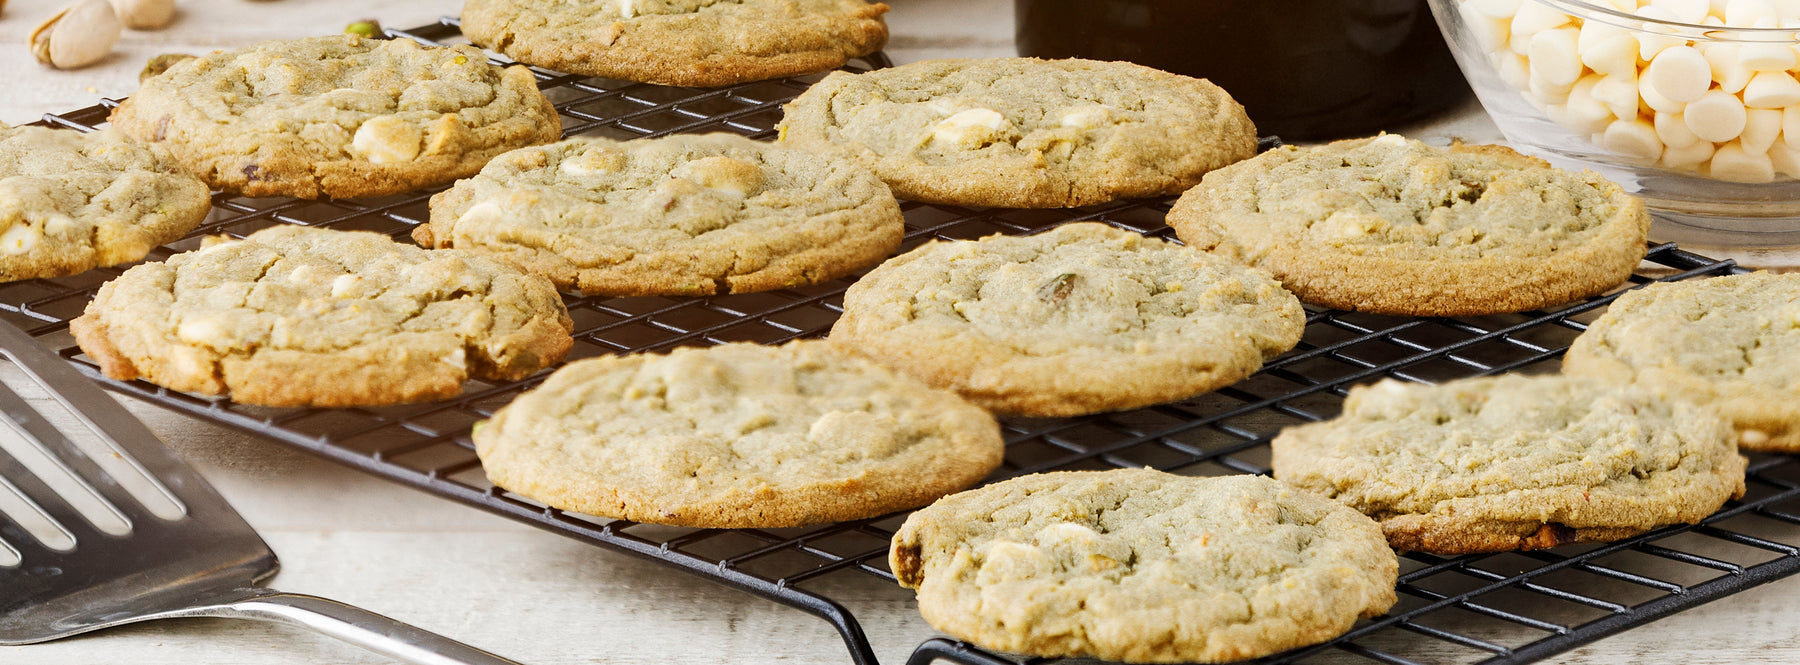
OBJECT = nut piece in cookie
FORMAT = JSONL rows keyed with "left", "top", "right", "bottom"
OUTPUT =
{"left": 891, "top": 470, "right": 1397, "bottom": 664}
{"left": 777, "top": 58, "right": 1257, "bottom": 208}
{"left": 415, "top": 133, "right": 903, "bottom": 297}
{"left": 0, "top": 123, "right": 209, "bottom": 282}
{"left": 1272, "top": 375, "right": 1747, "bottom": 555}
{"left": 1167, "top": 134, "right": 1650, "bottom": 316}
{"left": 109, "top": 35, "right": 561, "bottom": 199}
{"left": 829, "top": 222, "right": 1304, "bottom": 417}
{"left": 462, "top": 0, "right": 889, "bottom": 87}
{"left": 69, "top": 226, "right": 574, "bottom": 407}
{"left": 1565, "top": 272, "right": 1800, "bottom": 452}
{"left": 473, "top": 340, "right": 1004, "bottom": 528}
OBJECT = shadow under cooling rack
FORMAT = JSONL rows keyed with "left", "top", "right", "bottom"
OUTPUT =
{"left": 15, "top": 16, "right": 1800, "bottom": 665}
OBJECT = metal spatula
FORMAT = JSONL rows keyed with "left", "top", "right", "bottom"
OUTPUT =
{"left": 0, "top": 320, "right": 520, "bottom": 665}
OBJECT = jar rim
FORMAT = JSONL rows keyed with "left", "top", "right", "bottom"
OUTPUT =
{"left": 1541, "top": 0, "right": 1800, "bottom": 42}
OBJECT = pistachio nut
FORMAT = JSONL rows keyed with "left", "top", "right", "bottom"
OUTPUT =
{"left": 30, "top": 0, "right": 123, "bottom": 70}
{"left": 345, "top": 19, "right": 383, "bottom": 38}
{"left": 140, "top": 53, "right": 194, "bottom": 82}
{"left": 110, "top": 0, "right": 175, "bottom": 30}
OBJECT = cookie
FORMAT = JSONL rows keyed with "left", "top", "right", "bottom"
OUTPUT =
{"left": 461, "top": 0, "right": 889, "bottom": 87}
{"left": 1272, "top": 375, "right": 1747, "bottom": 555}
{"left": 413, "top": 133, "right": 903, "bottom": 296}
{"left": 1166, "top": 134, "right": 1650, "bottom": 316}
{"left": 828, "top": 223, "right": 1305, "bottom": 417}
{"left": 1564, "top": 272, "right": 1800, "bottom": 452}
{"left": 70, "top": 225, "right": 573, "bottom": 407}
{"left": 890, "top": 470, "right": 1397, "bottom": 664}
{"left": 0, "top": 123, "right": 209, "bottom": 282}
{"left": 473, "top": 340, "right": 1004, "bottom": 528}
{"left": 777, "top": 58, "right": 1257, "bottom": 208}
{"left": 109, "top": 35, "right": 561, "bottom": 199}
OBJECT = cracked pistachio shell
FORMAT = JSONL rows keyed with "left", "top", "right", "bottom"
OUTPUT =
{"left": 31, "top": 0, "right": 123, "bottom": 70}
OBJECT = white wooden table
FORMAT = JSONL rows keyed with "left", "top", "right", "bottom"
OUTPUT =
{"left": 3, "top": 1, "right": 1799, "bottom": 663}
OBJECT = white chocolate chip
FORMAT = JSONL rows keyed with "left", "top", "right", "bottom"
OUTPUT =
{"left": 1685, "top": 89, "right": 1749, "bottom": 142}
{"left": 440, "top": 347, "right": 467, "bottom": 370}
{"left": 1582, "top": 33, "right": 1641, "bottom": 77}
{"left": 351, "top": 116, "right": 423, "bottom": 164}
{"left": 1467, "top": 0, "right": 1522, "bottom": 19}
{"left": 1530, "top": 27, "right": 1584, "bottom": 86}
{"left": 0, "top": 224, "right": 39, "bottom": 255}
{"left": 1646, "top": 45, "right": 1714, "bottom": 102}
{"left": 1741, "top": 41, "right": 1798, "bottom": 71}
{"left": 1742, "top": 428, "right": 1773, "bottom": 446}
{"left": 1635, "top": 6, "right": 1688, "bottom": 60}
{"left": 1743, "top": 70, "right": 1800, "bottom": 107}
{"left": 1711, "top": 140, "right": 1777, "bottom": 181}
{"left": 1593, "top": 71, "right": 1643, "bottom": 118}
{"left": 1531, "top": 68, "right": 1577, "bottom": 104}
{"left": 176, "top": 316, "right": 226, "bottom": 346}
{"left": 1784, "top": 105, "right": 1800, "bottom": 149}
{"left": 1639, "top": 74, "right": 1690, "bottom": 113}
{"left": 672, "top": 156, "right": 766, "bottom": 197}
{"left": 1512, "top": 1, "right": 1572, "bottom": 37}
{"left": 331, "top": 274, "right": 362, "bottom": 299}
{"left": 1495, "top": 52, "right": 1532, "bottom": 90}
{"left": 1772, "top": 141, "right": 1800, "bottom": 177}
{"left": 1654, "top": 0, "right": 1714, "bottom": 23}
{"left": 1058, "top": 104, "right": 1113, "bottom": 130}
{"left": 1704, "top": 43, "right": 1755, "bottom": 94}
{"left": 1656, "top": 111, "right": 1705, "bottom": 147}
{"left": 1558, "top": 77, "right": 1617, "bottom": 134}
{"left": 1661, "top": 137, "right": 1717, "bottom": 169}
{"left": 617, "top": 0, "right": 635, "bottom": 18}
{"left": 930, "top": 108, "right": 1011, "bottom": 146}
{"left": 1743, "top": 107, "right": 1784, "bottom": 152}
{"left": 559, "top": 149, "right": 625, "bottom": 176}
{"left": 1603, "top": 118, "right": 1666, "bottom": 161}
{"left": 42, "top": 214, "right": 74, "bottom": 237}
{"left": 1726, "top": 0, "right": 1777, "bottom": 26}
{"left": 1463, "top": 3, "right": 1513, "bottom": 51}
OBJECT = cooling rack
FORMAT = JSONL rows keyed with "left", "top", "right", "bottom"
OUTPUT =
{"left": 14, "top": 16, "right": 1800, "bottom": 665}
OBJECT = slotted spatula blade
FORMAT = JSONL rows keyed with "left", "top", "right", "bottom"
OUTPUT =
{"left": 0, "top": 319, "right": 521, "bottom": 665}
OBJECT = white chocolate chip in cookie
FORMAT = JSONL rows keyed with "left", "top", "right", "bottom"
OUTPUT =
{"left": 671, "top": 155, "right": 766, "bottom": 197}
{"left": 1058, "top": 104, "right": 1115, "bottom": 130}
{"left": 929, "top": 108, "right": 1012, "bottom": 148}
{"left": 559, "top": 149, "right": 627, "bottom": 177}
{"left": 0, "top": 224, "right": 40, "bottom": 255}
{"left": 351, "top": 116, "right": 423, "bottom": 164}
{"left": 331, "top": 274, "right": 363, "bottom": 299}
{"left": 618, "top": 0, "right": 637, "bottom": 18}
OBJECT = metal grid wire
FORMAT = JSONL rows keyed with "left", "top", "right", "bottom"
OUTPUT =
{"left": 14, "top": 17, "right": 1800, "bottom": 665}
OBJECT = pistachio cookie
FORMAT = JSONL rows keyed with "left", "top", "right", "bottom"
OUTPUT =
{"left": 110, "top": 35, "right": 560, "bottom": 199}
{"left": 777, "top": 58, "right": 1257, "bottom": 208}
{"left": 473, "top": 340, "right": 1004, "bottom": 528}
{"left": 829, "top": 223, "right": 1304, "bottom": 417}
{"left": 1565, "top": 272, "right": 1800, "bottom": 452}
{"left": 0, "top": 123, "right": 209, "bottom": 282}
{"left": 462, "top": 0, "right": 889, "bottom": 87}
{"left": 414, "top": 133, "right": 903, "bottom": 296}
{"left": 1272, "top": 375, "right": 1747, "bottom": 554}
{"left": 891, "top": 470, "right": 1397, "bottom": 664}
{"left": 70, "top": 226, "right": 573, "bottom": 407}
{"left": 1167, "top": 135, "right": 1649, "bottom": 316}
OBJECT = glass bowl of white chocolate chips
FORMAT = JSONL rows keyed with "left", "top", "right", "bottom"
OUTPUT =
{"left": 1430, "top": 0, "right": 1800, "bottom": 254}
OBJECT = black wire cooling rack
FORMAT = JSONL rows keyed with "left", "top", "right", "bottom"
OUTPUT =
{"left": 14, "top": 16, "right": 1800, "bottom": 665}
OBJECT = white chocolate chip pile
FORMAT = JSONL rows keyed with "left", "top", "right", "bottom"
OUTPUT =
{"left": 1458, "top": 0, "right": 1800, "bottom": 182}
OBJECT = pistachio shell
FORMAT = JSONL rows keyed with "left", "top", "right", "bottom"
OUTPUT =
{"left": 30, "top": 0, "right": 122, "bottom": 70}
{"left": 110, "top": 0, "right": 174, "bottom": 30}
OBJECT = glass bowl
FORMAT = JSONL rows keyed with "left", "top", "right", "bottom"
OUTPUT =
{"left": 1428, "top": 0, "right": 1800, "bottom": 259}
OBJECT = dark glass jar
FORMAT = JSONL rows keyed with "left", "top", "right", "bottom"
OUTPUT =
{"left": 1014, "top": 0, "right": 1471, "bottom": 141}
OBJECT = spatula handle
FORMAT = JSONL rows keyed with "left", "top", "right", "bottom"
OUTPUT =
{"left": 193, "top": 588, "right": 524, "bottom": 665}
